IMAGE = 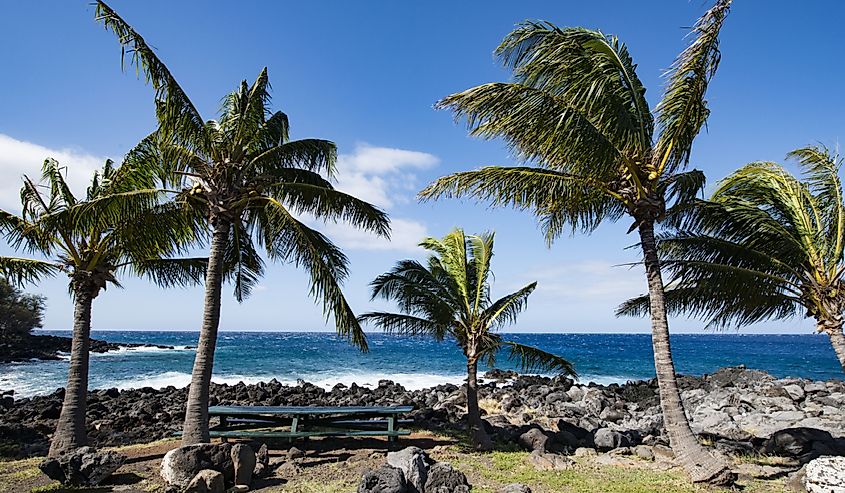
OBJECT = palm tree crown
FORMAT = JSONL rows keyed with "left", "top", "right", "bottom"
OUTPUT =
{"left": 0, "top": 157, "right": 199, "bottom": 457}
{"left": 620, "top": 144, "right": 845, "bottom": 371}
{"left": 360, "top": 228, "right": 575, "bottom": 449}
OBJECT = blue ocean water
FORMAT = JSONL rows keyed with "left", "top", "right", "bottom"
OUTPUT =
{"left": 0, "top": 331, "right": 841, "bottom": 397}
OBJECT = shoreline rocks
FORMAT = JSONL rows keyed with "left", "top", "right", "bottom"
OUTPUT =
{"left": 0, "top": 366, "right": 843, "bottom": 465}
{"left": 0, "top": 334, "right": 176, "bottom": 363}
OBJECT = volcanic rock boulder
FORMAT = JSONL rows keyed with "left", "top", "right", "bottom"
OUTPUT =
{"left": 357, "top": 464, "right": 408, "bottom": 493}
{"left": 803, "top": 456, "right": 845, "bottom": 493}
{"left": 387, "top": 446, "right": 430, "bottom": 493}
{"left": 184, "top": 469, "right": 225, "bottom": 493}
{"left": 424, "top": 462, "right": 470, "bottom": 493}
{"left": 39, "top": 446, "right": 125, "bottom": 486}
{"left": 160, "top": 443, "right": 234, "bottom": 492}
{"left": 231, "top": 443, "right": 255, "bottom": 486}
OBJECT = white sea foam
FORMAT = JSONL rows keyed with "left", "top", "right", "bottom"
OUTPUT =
{"left": 94, "top": 345, "right": 193, "bottom": 357}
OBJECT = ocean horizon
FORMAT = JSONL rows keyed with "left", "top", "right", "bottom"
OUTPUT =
{"left": 1, "top": 330, "right": 841, "bottom": 397}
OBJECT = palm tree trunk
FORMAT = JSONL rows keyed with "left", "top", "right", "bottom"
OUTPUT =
{"left": 819, "top": 318, "right": 845, "bottom": 373}
{"left": 48, "top": 285, "right": 95, "bottom": 457}
{"left": 638, "top": 220, "right": 733, "bottom": 484}
{"left": 466, "top": 357, "right": 492, "bottom": 451}
{"left": 182, "top": 219, "right": 229, "bottom": 445}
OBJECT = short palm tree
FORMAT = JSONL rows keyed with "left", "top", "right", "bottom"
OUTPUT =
{"left": 359, "top": 229, "right": 575, "bottom": 450}
{"left": 419, "top": 1, "right": 734, "bottom": 483}
{"left": 620, "top": 144, "right": 845, "bottom": 373}
{"left": 95, "top": 1, "right": 391, "bottom": 444}
{"left": 0, "top": 158, "right": 201, "bottom": 457}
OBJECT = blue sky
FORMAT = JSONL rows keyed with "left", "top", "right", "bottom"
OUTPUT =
{"left": 1, "top": 1, "right": 843, "bottom": 334}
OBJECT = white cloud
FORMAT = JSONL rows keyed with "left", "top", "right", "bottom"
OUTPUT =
{"left": 305, "top": 143, "right": 438, "bottom": 252}
{"left": 320, "top": 217, "right": 428, "bottom": 253}
{"left": 0, "top": 134, "right": 104, "bottom": 212}
{"left": 524, "top": 260, "right": 645, "bottom": 301}
{"left": 334, "top": 143, "right": 439, "bottom": 208}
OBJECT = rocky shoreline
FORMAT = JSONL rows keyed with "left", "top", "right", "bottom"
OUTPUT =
{"left": 1, "top": 366, "right": 843, "bottom": 464}
{"left": 0, "top": 334, "right": 177, "bottom": 363}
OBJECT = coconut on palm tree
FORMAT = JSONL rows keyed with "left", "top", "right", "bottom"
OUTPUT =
{"left": 619, "top": 144, "right": 845, "bottom": 373}
{"left": 0, "top": 158, "right": 202, "bottom": 457}
{"left": 419, "top": 1, "right": 734, "bottom": 483}
{"left": 94, "top": 1, "right": 391, "bottom": 444}
{"left": 359, "top": 228, "right": 575, "bottom": 450}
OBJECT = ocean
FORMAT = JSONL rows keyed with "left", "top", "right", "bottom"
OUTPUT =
{"left": 1, "top": 331, "right": 841, "bottom": 397}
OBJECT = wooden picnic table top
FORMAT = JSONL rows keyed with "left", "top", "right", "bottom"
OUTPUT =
{"left": 208, "top": 405, "right": 414, "bottom": 416}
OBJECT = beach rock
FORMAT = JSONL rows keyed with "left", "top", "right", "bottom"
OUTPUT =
{"left": 160, "top": 443, "right": 234, "bottom": 492}
{"left": 231, "top": 443, "right": 255, "bottom": 486}
{"left": 528, "top": 450, "right": 572, "bottom": 471}
{"left": 763, "top": 427, "right": 845, "bottom": 459}
{"left": 593, "top": 428, "right": 634, "bottom": 451}
{"left": 287, "top": 446, "right": 305, "bottom": 460}
{"left": 357, "top": 464, "right": 407, "bottom": 493}
{"left": 185, "top": 469, "right": 225, "bottom": 493}
{"left": 387, "top": 446, "right": 429, "bottom": 493}
{"left": 38, "top": 446, "right": 125, "bottom": 486}
{"left": 424, "top": 462, "right": 470, "bottom": 493}
{"left": 498, "top": 485, "right": 531, "bottom": 493}
{"left": 517, "top": 428, "right": 549, "bottom": 452}
{"left": 803, "top": 456, "right": 845, "bottom": 492}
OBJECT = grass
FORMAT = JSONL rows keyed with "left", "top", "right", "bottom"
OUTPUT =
{"left": 444, "top": 451, "right": 790, "bottom": 493}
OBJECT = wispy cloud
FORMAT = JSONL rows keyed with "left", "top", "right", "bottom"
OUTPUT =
{"left": 333, "top": 143, "right": 439, "bottom": 208}
{"left": 523, "top": 260, "right": 645, "bottom": 301}
{"left": 306, "top": 143, "right": 438, "bottom": 252}
{"left": 0, "top": 134, "right": 105, "bottom": 212}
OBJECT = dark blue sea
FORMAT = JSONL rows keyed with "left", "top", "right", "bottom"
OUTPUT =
{"left": 1, "top": 331, "right": 841, "bottom": 397}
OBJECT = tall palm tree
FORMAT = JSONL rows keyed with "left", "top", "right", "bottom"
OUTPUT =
{"left": 419, "top": 1, "right": 734, "bottom": 483}
{"left": 360, "top": 229, "right": 575, "bottom": 450}
{"left": 0, "top": 157, "right": 201, "bottom": 457}
{"left": 94, "top": 1, "right": 391, "bottom": 444}
{"left": 620, "top": 144, "right": 845, "bottom": 373}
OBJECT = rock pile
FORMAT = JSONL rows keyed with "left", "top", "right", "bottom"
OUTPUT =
{"left": 1, "top": 366, "right": 843, "bottom": 464}
{"left": 359, "top": 447, "right": 471, "bottom": 493}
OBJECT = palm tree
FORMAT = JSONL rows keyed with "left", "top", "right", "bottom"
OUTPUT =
{"left": 0, "top": 158, "right": 201, "bottom": 457}
{"left": 619, "top": 144, "right": 845, "bottom": 373}
{"left": 418, "top": 1, "right": 734, "bottom": 484}
{"left": 359, "top": 228, "right": 575, "bottom": 450}
{"left": 94, "top": 1, "right": 391, "bottom": 444}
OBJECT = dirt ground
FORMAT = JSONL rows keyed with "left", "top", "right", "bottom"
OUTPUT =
{"left": 0, "top": 432, "right": 796, "bottom": 493}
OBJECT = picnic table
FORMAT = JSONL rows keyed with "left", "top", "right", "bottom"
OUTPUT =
{"left": 207, "top": 405, "right": 413, "bottom": 443}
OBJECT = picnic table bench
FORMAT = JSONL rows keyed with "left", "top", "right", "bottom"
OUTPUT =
{"left": 207, "top": 405, "right": 413, "bottom": 443}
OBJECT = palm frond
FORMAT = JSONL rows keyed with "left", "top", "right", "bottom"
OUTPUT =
{"left": 482, "top": 282, "right": 537, "bottom": 328}
{"left": 357, "top": 312, "right": 449, "bottom": 341}
{"left": 95, "top": 1, "right": 210, "bottom": 154}
{"left": 0, "top": 257, "right": 62, "bottom": 286}
{"left": 654, "top": 0, "right": 732, "bottom": 175}
{"left": 419, "top": 166, "right": 625, "bottom": 240}
{"left": 256, "top": 198, "right": 367, "bottom": 351}
{"left": 498, "top": 341, "right": 577, "bottom": 377}
{"left": 248, "top": 139, "right": 338, "bottom": 178}
{"left": 131, "top": 257, "right": 207, "bottom": 288}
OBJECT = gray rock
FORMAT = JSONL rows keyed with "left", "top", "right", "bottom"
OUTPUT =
{"left": 358, "top": 464, "right": 407, "bottom": 493}
{"left": 253, "top": 443, "right": 269, "bottom": 478}
{"left": 498, "top": 484, "right": 531, "bottom": 493}
{"left": 185, "top": 469, "right": 225, "bottom": 493}
{"left": 653, "top": 444, "right": 675, "bottom": 461}
{"left": 593, "top": 428, "right": 630, "bottom": 451}
{"left": 527, "top": 450, "right": 573, "bottom": 471}
{"left": 424, "top": 462, "right": 470, "bottom": 493}
{"left": 288, "top": 446, "right": 305, "bottom": 459}
{"left": 517, "top": 428, "right": 549, "bottom": 452}
{"left": 573, "top": 447, "right": 597, "bottom": 457}
{"left": 783, "top": 384, "right": 805, "bottom": 401}
{"left": 804, "top": 456, "right": 845, "bottom": 493}
{"left": 160, "top": 443, "right": 234, "bottom": 492}
{"left": 231, "top": 443, "right": 255, "bottom": 486}
{"left": 633, "top": 445, "right": 654, "bottom": 460}
{"left": 39, "top": 446, "right": 126, "bottom": 486}
{"left": 387, "top": 446, "right": 429, "bottom": 493}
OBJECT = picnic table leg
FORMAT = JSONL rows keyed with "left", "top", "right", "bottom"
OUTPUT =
{"left": 289, "top": 416, "right": 299, "bottom": 444}
{"left": 219, "top": 415, "right": 228, "bottom": 443}
{"left": 387, "top": 415, "right": 397, "bottom": 443}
